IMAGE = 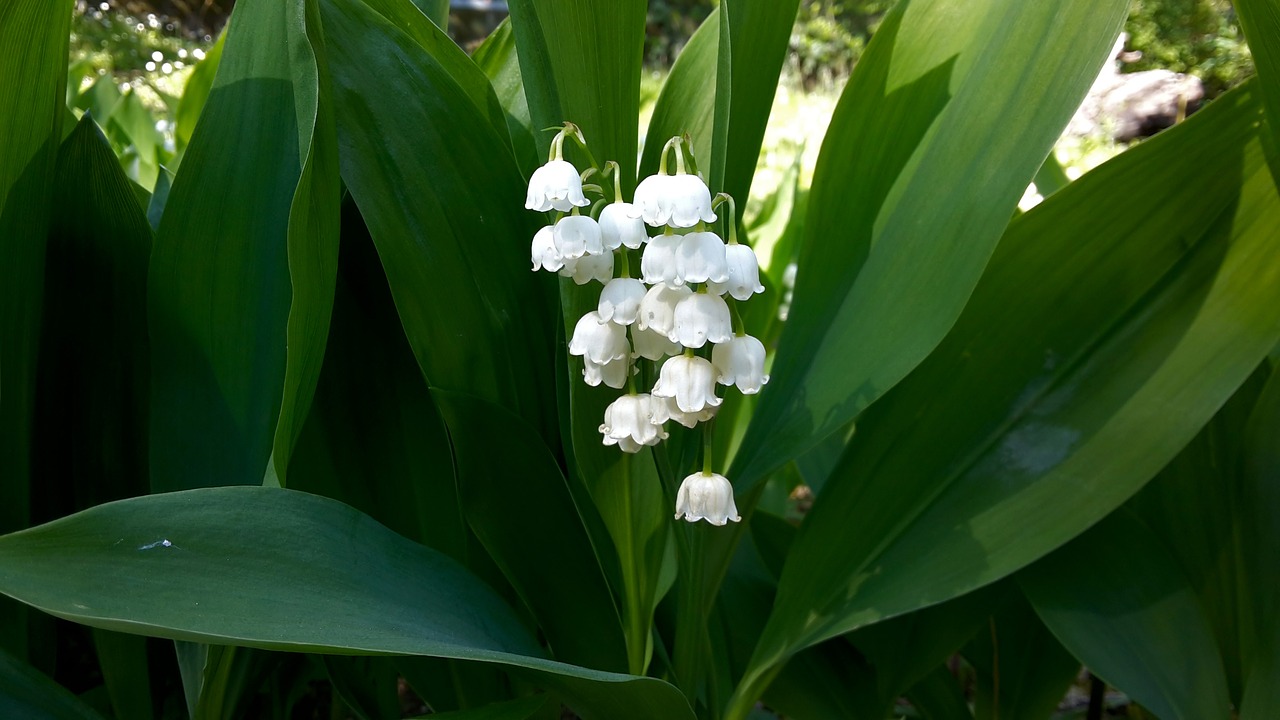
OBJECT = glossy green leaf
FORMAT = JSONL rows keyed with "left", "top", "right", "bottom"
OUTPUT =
{"left": 0, "top": 647, "right": 105, "bottom": 720}
{"left": 411, "top": 695, "right": 548, "bottom": 720}
{"left": 639, "top": 10, "right": 718, "bottom": 182}
{"left": 150, "top": 0, "right": 333, "bottom": 493}
{"left": 640, "top": 0, "right": 798, "bottom": 209}
{"left": 434, "top": 390, "right": 628, "bottom": 674}
{"left": 288, "top": 199, "right": 466, "bottom": 561}
{"left": 507, "top": 0, "right": 646, "bottom": 183}
{"left": 174, "top": 32, "right": 224, "bottom": 155}
{"left": 472, "top": 18, "right": 539, "bottom": 177}
{"left": 731, "top": 0, "right": 1130, "bottom": 488}
{"left": 903, "top": 666, "right": 972, "bottom": 720}
{"left": 321, "top": 0, "right": 554, "bottom": 433}
{"left": 963, "top": 593, "right": 1079, "bottom": 720}
{"left": 270, "top": 0, "right": 341, "bottom": 485}
{"left": 106, "top": 90, "right": 162, "bottom": 189}
{"left": 732, "top": 82, "right": 1280, "bottom": 706}
{"left": 35, "top": 115, "right": 151, "bottom": 511}
{"left": 91, "top": 630, "right": 154, "bottom": 720}
{"left": 1240, "top": 366, "right": 1280, "bottom": 719}
{"left": 1123, "top": 367, "right": 1271, "bottom": 701}
{"left": 1235, "top": 0, "right": 1280, "bottom": 150}
{"left": 0, "top": 0, "right": 74, "bottom": 658}
{"left": 1021, "top": 509, "right": 1232, "bottom": 720}
{"left": 0, "top": 488, "right": 691, "bottom": 720}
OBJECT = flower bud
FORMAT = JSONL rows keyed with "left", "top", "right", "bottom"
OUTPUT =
{"left": 708, "top": 243, "right": 765, "bottom": 301}
{"left": 600, "top": 393, "right": 670, "bottom": 452}
{"left": 676, "top": 231, "right": 729, "bottom": 285}
{"left": 569, "top": 311, "right": 629, "bottom": 364}
{"left": 559, "top": 252, "right": 614, "bottom": 285}
{"left": 631, "top": 173, "right": 717, "bottom": 228}
{"left": 712, "top": 334, "right": 770, "bottom": 394}
{"left": 652, "top": 355, "right": 721, "bottom": 413}
{"left": 641, "top": 233, "right": 682, "bottom": 287}
{"left": 553, "top": 215, "right": 603, "bottom": 259}
{"left": 636, "top": 283, "right": 691, "bottom": 337}
{"left": 598, "top": 202, "right": 647, "bottom": 250}
{"left": 530, "top": 226, "right": 563, "bottom": 272}
{"left": 598, "top": 277, "right": 647, "bottom": 325}
{"left": 671, "top": 292, "right": 733, "bottom": 349}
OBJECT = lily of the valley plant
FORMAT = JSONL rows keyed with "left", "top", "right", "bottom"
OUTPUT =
{"left": 1, "top": 1, "right": 1279, "bottom": 719}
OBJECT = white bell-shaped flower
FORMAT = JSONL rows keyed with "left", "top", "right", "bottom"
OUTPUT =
{"left": 559, "top": 251, "right": 613, "bottom": 285}
{"left": 553, "top": 215, "right": 603, "bottom": 259}
{"left": 583, "top": 355, "right": 629, "bottom": 389}
{"left": 674, "top": 472, "right": 741, "bottom": 525}
{"left": 530, "top": 226, "right": 563, "bottom": 272}
{"left": 631, "top": 173, "right": 717, "bottom": 228}
{"left": 641, "top": 233, "right": 682, "bottom": 287}
{"left": 598, "top": 202, "right": 647, "bottom": 250}
{"left": 600, "top": 393, "right": 669, "bottom": 452}
{"left": 652, "top": 354, "right": 721, "bottom": 413}
{"left": 676, "top": 231, "right": 729, "bottom": 284}
{"left": 598, "top": 277, "right": 647, "bottom": 325}
{"left": 708, "top": 244, "right": 765, "bottom": 301}
{"left": 664, "top": 398, "right": 718, "bottom": 428}
{"left": 636, "top": 283, "right": 691, "bottom": 337}
{"left": 671, "top": 292, "right": 733, "bottom": 349}
{"left": 712, "top": 334, "right": 770, "bottom": 394}
{"left": 569, "top": 311, "right": 629, "bottom": 364}
{"left": 631, "top": 324, "right": 681, "bottom": 361}
{"left": 525, "top": 159, "right": 590, "bottom": 212}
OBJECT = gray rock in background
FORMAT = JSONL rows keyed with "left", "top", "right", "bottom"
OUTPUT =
{"left": 1066, "top": 33, "right": 1204, "bottom": 142}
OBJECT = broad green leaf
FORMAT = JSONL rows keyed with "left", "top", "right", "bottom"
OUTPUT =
{"left": 0, "top": 0, "right": 74, "bottom": 657}
{"left": 411, "top": 695, "right": 548, "bottom": 720}
{"left": 150, "top": 0, "right": 333, "bottom": 493}
{"left": 1240, "top": 366, "right": 1280, "bottom": 719}
{"left": 903, "top": 666, "right": 972, "bottom": 720}
{"left": 434, "top": 390, "right": 629, "bottom": 674}
{"left": 472, "top": 18, "right": 539, "bottom": 177}
{"left": 174, "top": 32, "right": 225, "bottom": 156}
{"left": 0, "top": 487, "right": 692, "bottom": 720}
{"left": 640, "top": 0, "right": 799, "bottom": 209}
{"left": 270, "top": 0, "right": 341, "bottom": 485}
{"left": 639, "top": 10, "right": 718, "bottom": 182}
{"left": 731, "top": 0, "right": 1130, "bottom": 488}
{"left": 1124, "top": 368, "right": 1271, "bottom": 700}
{"left": 91, "top": 630, "right": 154, "bottom": 720}
{"left": 321, "top": 0, "right": 555, "bottom": 435}
{"left": 1021, "top": 510, "right": 1232, "bottom": 720}
{"left": 409, "top": 0, "right": 449, "bottom": 27}
{"left": 147, "top": 166, "right": 173, "bottom": 231}
{"left": 0, "top": 647, "right": 105, "bottom": 720}
{"left": 106, "top": 90, "right": 161, "bottom": 189}
{"left": 963, "top": 593, "right": 1079, "bottom": 720}
{"left": 507, "top": 0, "right": 646, "bottom": 183}
{"left": 35, "top": 115, "right": 151, "bottom": 511}
{"left": 288, "top": 199, "right": 466, "bottom": 561}
{"left": 1235, "top": 0, "right": 1280, "bottom": 151}
{"left": 731, "top": 82, "right": 1280, "bottom": 706}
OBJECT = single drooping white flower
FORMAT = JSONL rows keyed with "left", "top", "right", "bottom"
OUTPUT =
{"left": 631, "top": 324, "right": 681, "bottom": 361}
{"left": 530, "top": 226, "right": 563, "bottom": 272}
{"left": 583, "top": 355, "right": 630, "bottom": 389}
{"left": 559, "top": 251, "right": 613, "bottom": 285}
{"left": 641, "top": 233, "right": 683, "bottom": 287}
{"left": 671, "top": 292, "right": 733, "bottom": 348}
{"left": 600, "top": 393, "right": 670, "bottom": 452}
{"left": 569, "top": 311, "right": 629, "bottom": 364}
{"left": 712, "top": 334, "right": 770, "bottom": 394}
{"left": 663, "top": 398, "right": 718, "bottom": 428}
{"left": 598, "top": 277, "right": 647, "bottom": 325}
{"left": 598, "top": 202, "right": 647, "bottom": 250}
{"left": 708, "top": 243, "right": 765, "bottom": 301}
{"left": 636, "top": 283, "right": 691, "bottom": 337}
{"left": 674, "top": 472, "right": 741, "bottom": 525}
{"left": 676, "top": 231, "right": 729, "bottom": 284}
{"left": 553, "top": 214, "right": 603, "bottom": 259}
{"left": 631, "top": 173, "right": 717, "bottom": 228}
{"left": 652, "top": 354, "right": 721, "bottom": 413}
{"left": 525, "top": 159, "right": 589, "bottom": 212}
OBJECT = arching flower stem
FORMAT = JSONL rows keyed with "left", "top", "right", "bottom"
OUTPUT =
{"left": 713, "top": 193, "right": 739, "bottom": 245}
{"left": 605, "top": 160, "right": 624, "bottom": 204}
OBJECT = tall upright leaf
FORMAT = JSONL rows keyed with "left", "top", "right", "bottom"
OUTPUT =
{"left": 1234, "top": 0, "right": 1280, "bottom": 150}
{"left": 149, "top": 0, "right": 336, "bottom": 492}
{"left": 731, "top": 0, "right": 1130, "bottom": 488}
{"left": 1240, "top": 366, "right": 1280, "bottom": 718}
{"left": 0, "top": 0, "right": 74, "bottom": 658}
{"left": 726, "top": 83, "right": 1280, "bottom": 714}
{"left": 320, "top": 0, "right": 555, "bottom": 435}
{"left": 507, "top": 0, "right": 646, "bottom": 182}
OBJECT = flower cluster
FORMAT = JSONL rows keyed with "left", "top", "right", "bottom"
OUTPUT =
{"left": 525, "top": 125, "right": 769, "bottom": 526}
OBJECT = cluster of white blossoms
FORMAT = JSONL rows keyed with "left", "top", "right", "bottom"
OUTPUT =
{"left": 525, "top": 124, "right": 770, "bottom": 526}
